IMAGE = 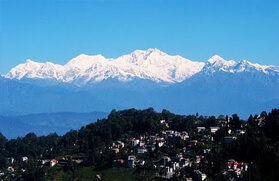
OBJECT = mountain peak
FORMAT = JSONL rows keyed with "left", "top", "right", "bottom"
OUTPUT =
{"left": 74, "top": 53, "right": 105, "bottom": 60}
{"left": 26, "top": 59, "right": 36, "bottom": 64}
{"left": 65, "top": 54, "right": 107, "bottom": 68}
{"left": 147, "top": 48, "right": 163, "bottom": 53}
{"left": 207, "top": 55, "right": 236, "bottom": 68}
{"left": 130, "top": 48, "right": 167, "bottom": 58}
{"left": 239, "top": 60, "right": 252, "bottom": 65}
{"left": 146, "top": 48, "right": 167, "bottom": 56}
{"left": 208, "top": 55, "right": 225, "bottom": 64}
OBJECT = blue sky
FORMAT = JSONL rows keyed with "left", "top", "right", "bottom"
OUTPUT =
{"left": 0, "top": 0, "right": 279, "bottom": 74}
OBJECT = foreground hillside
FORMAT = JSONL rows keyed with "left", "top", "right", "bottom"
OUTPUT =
{"left": 0, "top": 108, "right": 278, "bottom": 180}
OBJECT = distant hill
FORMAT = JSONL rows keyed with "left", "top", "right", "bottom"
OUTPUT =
{"left": 0, "top": 112, "right": 108, "bottom": 139}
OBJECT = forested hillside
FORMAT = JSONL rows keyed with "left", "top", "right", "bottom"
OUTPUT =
{"left": 0, "top": 108, "right": 278, "bottom": 180}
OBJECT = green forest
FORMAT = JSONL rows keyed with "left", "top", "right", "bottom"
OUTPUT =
{"left": 0, "top": 108, "right": 279, "bottom": 181}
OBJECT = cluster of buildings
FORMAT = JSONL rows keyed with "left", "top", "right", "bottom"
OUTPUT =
{"left": 0, "top": 157, "right": 29, "bottom": 179}
{"left": 0, "top": 156, "right": 59, "bottom": 179}
{"left": 110, "top": 117, "right": 250, "bottom": 180}
{"left": 158, "top": 154, "right": 207, "bottom": 180}
{"left": 111, "top": 119, "right": 207, "bottom": 179}
{"left": 113, "top": 155, "right": 145, "bottom": 168}
{"left": 223, "top": 159, "right": 249, "bottom": 177}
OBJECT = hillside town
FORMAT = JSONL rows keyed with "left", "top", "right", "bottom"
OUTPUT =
{"left": 110, "top": 117, "right": 250, "bottom": 180}
{"left": 0, "top": 108, "right": 277, "bottom": 181}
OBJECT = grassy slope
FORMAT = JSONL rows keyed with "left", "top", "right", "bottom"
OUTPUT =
{"left": 70, "top": 167, "right": 158, "bottom": 181}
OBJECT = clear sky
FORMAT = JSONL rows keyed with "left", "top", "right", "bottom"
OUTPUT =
{"left": 0, "top": 0, "right": 279, "bottom": 75}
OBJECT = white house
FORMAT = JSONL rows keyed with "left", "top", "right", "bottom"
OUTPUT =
{"left": 196, "top": 127, "right": 206, "bottom": 132}
{"left": 137, "top": 147, "right": 147, "bottom": 154}
{"left": 131, "top": 139, "right": 140, "bottom": 146}
{"left": 50, "top": 159, "right": 58, "bottom": 167}
{"left": 22, "top": 156, "right": 28, "bottom": 163}
{"left": 210, "top": 127, "right": 220, "bottom": 134}
{"left": 127, "top": 155, "right": 136, "bottom": 168}
{"left": 7, "top": 166, "right": 14, "bottom": 172}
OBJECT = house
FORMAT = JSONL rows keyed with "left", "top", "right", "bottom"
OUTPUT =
{"left": 111, "top": 148, "right": 120, "bottom": 153}
{"left": 50, "top": 159, "right": 58, "bottom": 167}
{"left": 165, "top": 130, "right": 175, "bottom": 135}
{"left": 139, "top": 141, "right": 145, "bottom": 147}
{"left": 7, "top": 157, "right": 15, "bottom": 165}
{"left": 22, "top": 156, "right": 28, "bottom": 163}
{"left": 131, "top": 138, "right": 140, "bottom": 146}
{"left": 196, "top": 127, "right": 206, "bottom": 133}
{"left": 234, "top": 130, "right": 246, "bottom": 135}
{"left": 136, "top": 160, "right": 145, "bottom": 166}
{"left": 188, "top": 140, "right": 198, "bottom": 147}
{"left": 157, "top": 141, "right": 165, "bottom": 147}
{"left": 170, "top": 161, "right": 179, "bottom": 171}
{"left": 164, "top": 166, "right": 174, "bottom": 178}
{"left": 20, "top": 169, "right": 26, "bottom": 173}
{"left": 227, "top": 161, "right": 233, "bottom": 169}
{"left": 7, "top": 166, "right": 14, "bottom": 172}
{"left": 201, "top": 173, "right": 207, "bottom": 180}
{"left": 127, "top": 155, "right": 136, "bottom": 168}
{"left": 161, "top": 156, "right": 171, "bottom": 166}
{"left": 194, "top": 170, "right": 207, "bottom": 181}
{"left": 117, "top": 141, "right": 125, "bottom": 148}
{"left": 180, "top": 131, "right": 189, "bottom": 140}
{"left": 202, "top": 135, "right": 211, "bottom": 142}
{"left": 210, "top": 127, "right": 220, "bottom": 134}
{"left": 203, "top": 149, "right": 211, "bottom": 154}
{"left": 139, "top": 135, "right": 145, "bottom": 141}
{"left": 160, "top": 120, "right": 169, "bottom": 128}
{"left": 73, "top": 159, "right": 83, "bottom": 164}
{"left": 227, "top": 160, "right": 248, "bottom": 173}
{"left": 196, "top": 155, "right": 201, "bottom": 164}
{"left": 112, "top": 141, "right": 125, "bottom": 149}
{"left": 179, "top": 158, "right": 190, "bottom": 167}
{"left": 128, "top": 155, "right": 136, "bottom": 159}
{"left": 41, "top": 159, "right": 50, "bottom": 165}
{"left": 137, "top": 146, "right": 147, "bottom": 154}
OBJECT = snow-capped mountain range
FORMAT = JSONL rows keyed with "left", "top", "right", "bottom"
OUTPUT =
{"left": 5, "top": 48, "right": 279, "bottom": 86}
{"left": 1, "top": 48, "right": 279, "bottom": 119}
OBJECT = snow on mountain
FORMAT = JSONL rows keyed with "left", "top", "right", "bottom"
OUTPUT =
{"left": 4, "top": 48, "right": 205, "bottom": 85}
{"left": 203, "top": 55, "right": 236, "bottom": 74}
{"left": 115, "top": 48, "right": 205, "bottom": 83}
{"left": 4, "top": 49, "right": 279, "bottom": 86}
{"left": 203, "top": 55, "right": 279, "bottom": 76}
{"left": 234, "top": 60, "right": 279, "bottom": 74}
{"left": 2, "top": 50, "right": 279, "bottom": 119}
{"left": 208, "top": 55, "right": 236, "bottom": 69}
{"left": 6, "top": 59, "right": 64, "bottom": 80}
